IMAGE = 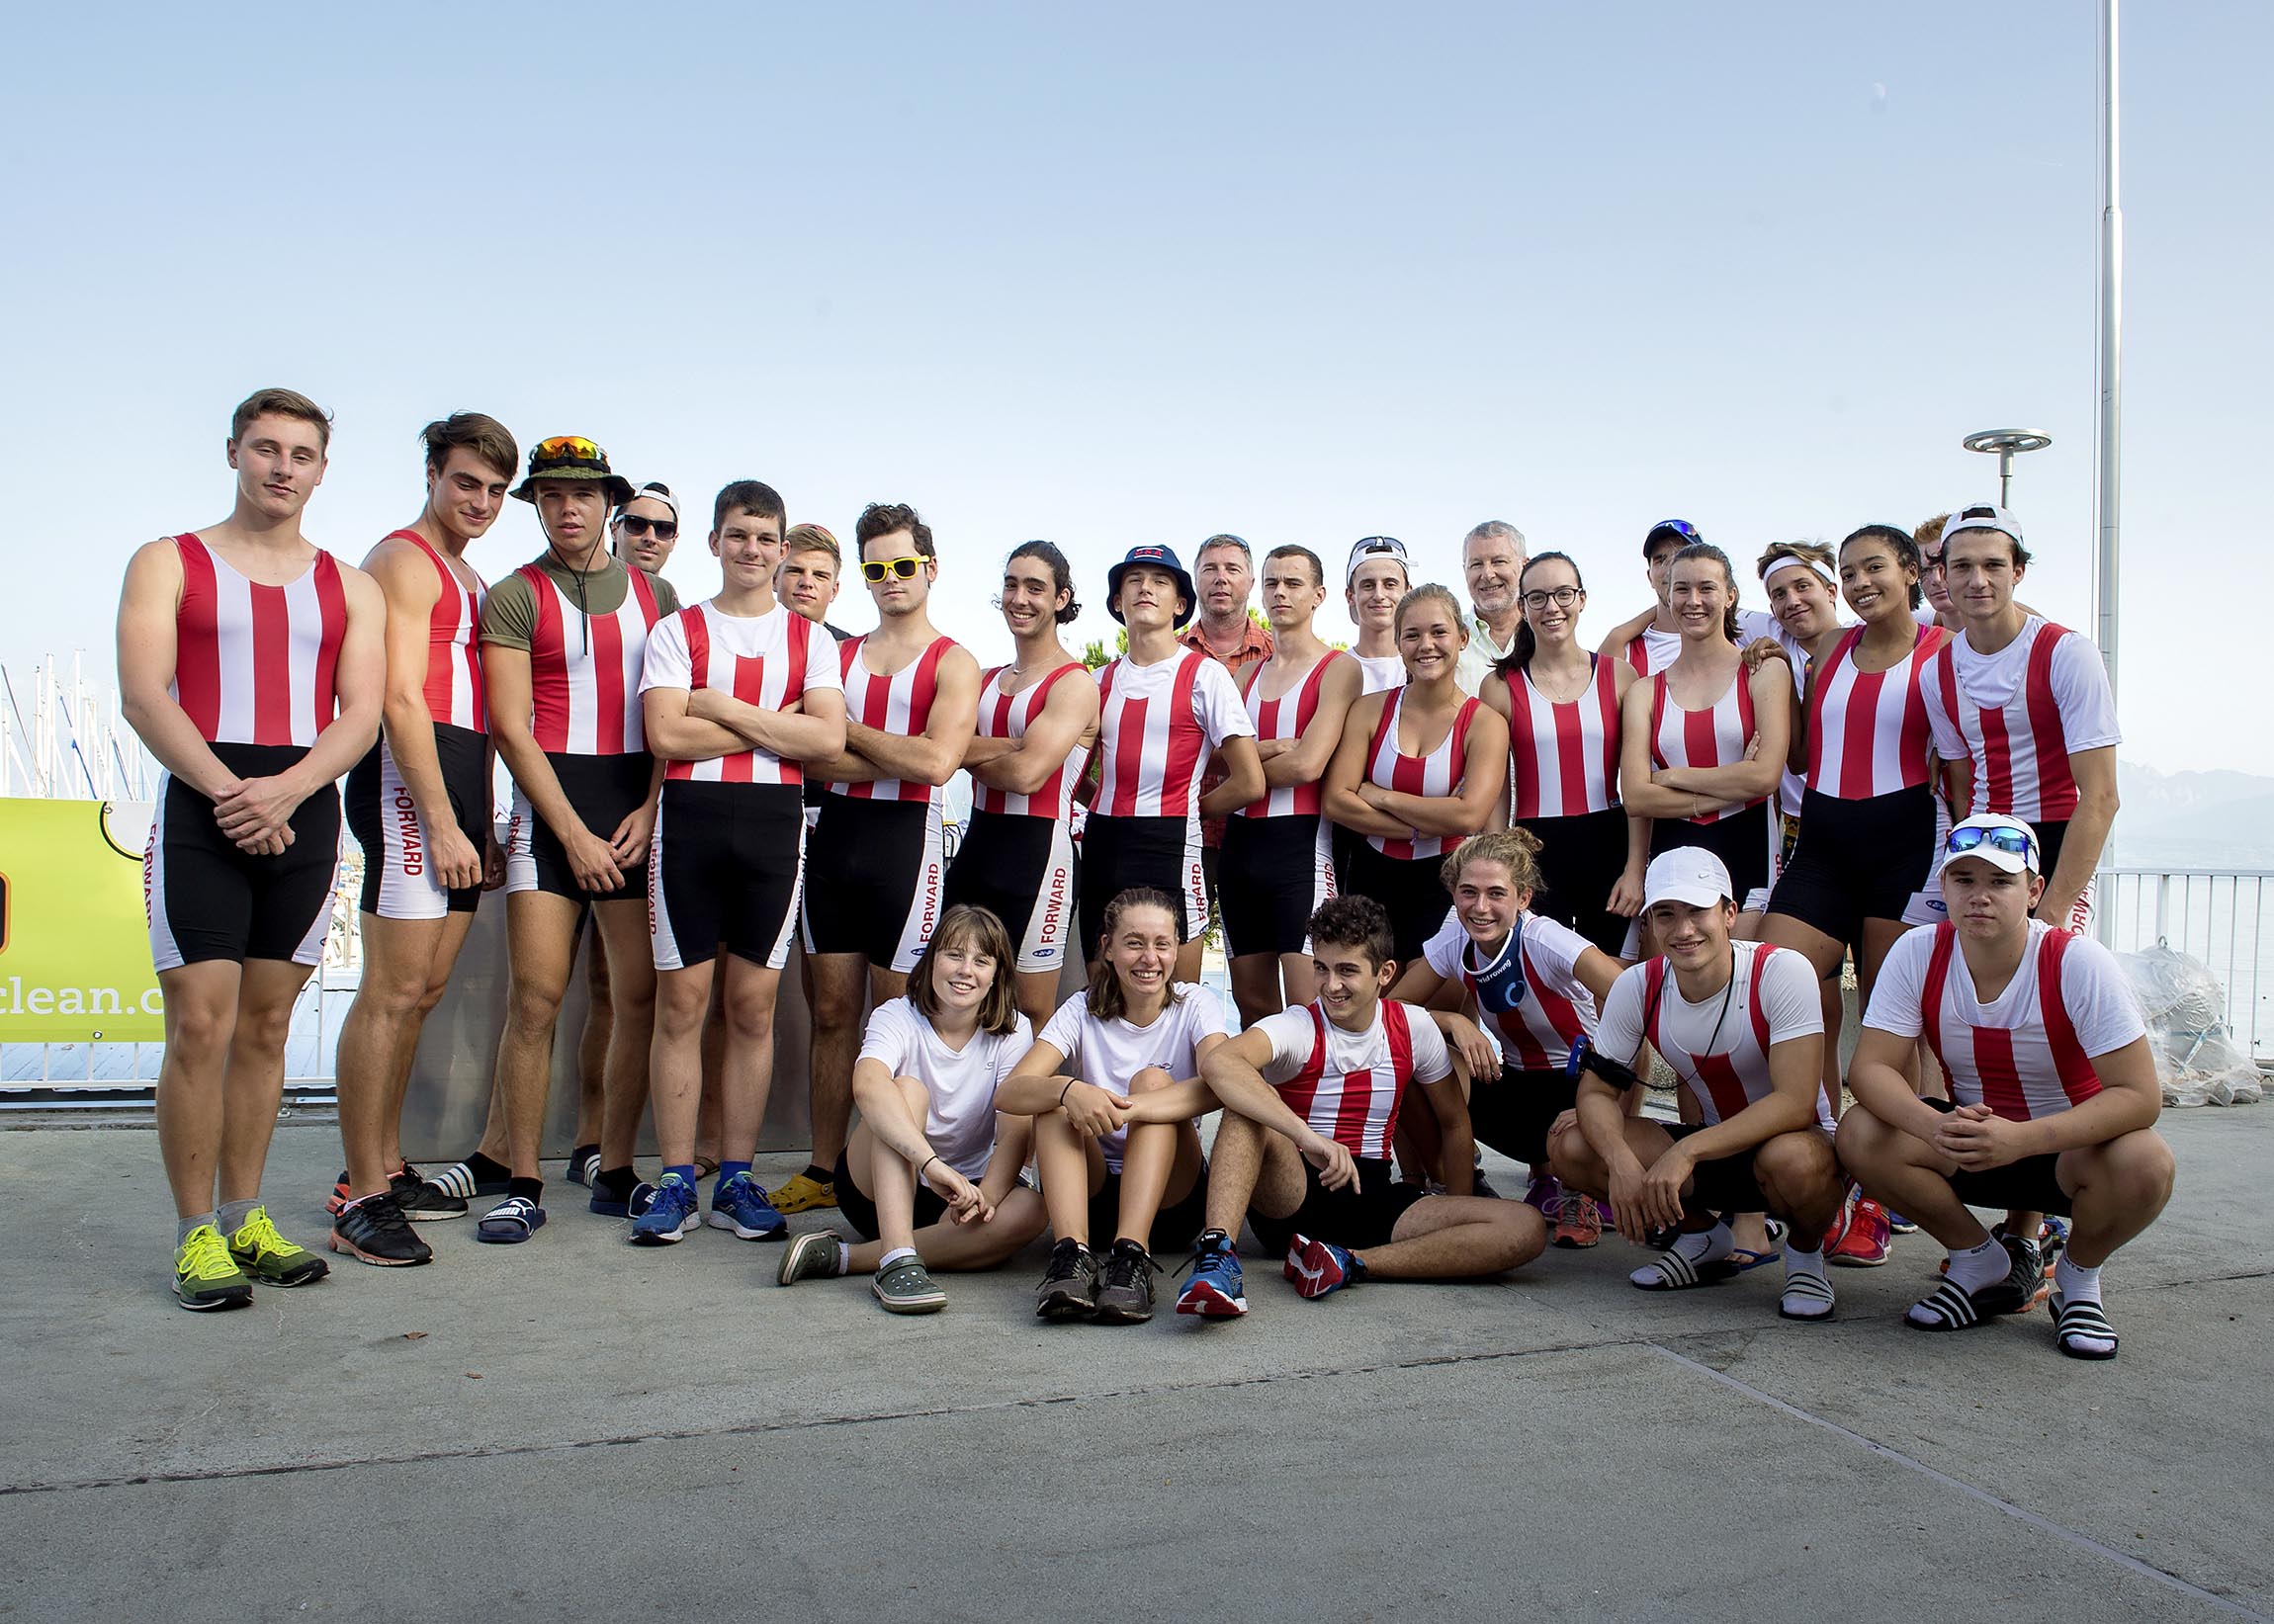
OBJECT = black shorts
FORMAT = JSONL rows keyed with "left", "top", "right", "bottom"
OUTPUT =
{"left": 1922, "top": 1097, "right": 2073, "bottom": 1217}
{"left": 504, "top": 750, "right": 655, "bottom": 905}
{"left": 1768, "top": 784, "right": 1935, "bottom": 946}
{"left": 649, "top": 780, "right": 805, "bottom": 972}
{"left": 1079, "top": 813, "right": 1205, "bottom": 958}
{"left": 1247, "top": 1154, "right": 1428, "bottom": 1258}
{"left": 1337, "top": 837, "right": 1454, "bottom": 969}
{"left": 832, "top": 1147, "right": 945, "bottom": 1240}
{"left": 1091, "top": 1163, "right": 1210, "bottom": 1254}
{"left": 1660, "top": 1123, "right": 1770, "bottom": 1214}
{"left": 1468, "top": 1065, "right": 1580, "bottom": 1168}
{"left": 1649, "top": 799, "right": 1772, "bottom": 910}
{"left": 1218, "top": 814, "right": 1336, "bottom": 959}
{"left": 346, "top": 724, "right": 487, "bottom": 920}
{"left": 1521, "top": 806, "right": 1633, "bottom": 957}
{"left": 940, "top": 811, "right": 1077, "bottom": 975}
{"left": 145, "top": 742, "right": 340, "bottom": 972}
{"left": 802, "top": 795, "right": 945, "bottom": 971}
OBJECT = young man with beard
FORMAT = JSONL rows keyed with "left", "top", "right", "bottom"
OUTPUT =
{"left": 327, "top": 413, "right": 518, "bottom": 1265}
{"left": 119, "top": 387, "right": 386, "bottom": 1307}
{"left": 796, "top": 505, "right": 982, "bottom": 1210}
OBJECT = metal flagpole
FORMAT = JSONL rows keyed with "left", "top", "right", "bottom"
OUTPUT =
{"left": 2094, "top": 0, "right": 2123, "bottom": 698}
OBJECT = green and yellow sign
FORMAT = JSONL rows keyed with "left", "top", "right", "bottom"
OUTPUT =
{"left": 0, "top": 798, "right": 165, "bottom": 1041}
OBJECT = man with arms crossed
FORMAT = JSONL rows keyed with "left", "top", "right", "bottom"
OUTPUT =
{"left": 631, "top": 481, "right": 846, "bottom": 1244}
{"left": 1838, "top": 815, "right": 2171, "bottom": 1358}
{"left": 328, "top": 413, "right": 517, "bottom": 1265}
{"left": 1551, "top": 848, "right": 1847, "bottom": 1323}
{"left": 119, "top": 386, "right": 386, "bottom": 1307}
{"left": 797, "top": 504, "right": 982, "bottom": 1212}
{"left": 1180, "top": 896, "right": 1545, "bottom": 1316}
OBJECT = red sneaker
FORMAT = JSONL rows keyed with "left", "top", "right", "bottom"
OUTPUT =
{"left": 1829, "top": 1197, "right": 1892, "bottom": 1267}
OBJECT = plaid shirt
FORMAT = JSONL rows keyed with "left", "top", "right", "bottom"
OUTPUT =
{"left": 1181, "top": 616, "right": 1274, "bottom": 848}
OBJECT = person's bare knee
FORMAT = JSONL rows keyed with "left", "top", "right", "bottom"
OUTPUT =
{"left": 1127, "top": 1065, "right": 1175, "bottom": 1096}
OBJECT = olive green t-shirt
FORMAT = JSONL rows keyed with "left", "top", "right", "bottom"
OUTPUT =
{"left": 479, "top": 554, "right": 680, "bottom": 650}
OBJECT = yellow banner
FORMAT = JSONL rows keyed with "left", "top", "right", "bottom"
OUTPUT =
{"left": 0, "top": 798, "right": 165, "bottom": 1042}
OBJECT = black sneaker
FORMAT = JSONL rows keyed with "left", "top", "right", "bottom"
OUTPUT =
{"left": 1034, "top": 1238, "right": 1099, "bottom": 1321}
{"left": 329, "top": 1192, "right": 434, "bottom": 1267}
{"left": 1093, "top": 1239, "right": 1160, "bottom": 1325}
{"left": 394, "top": 1169, "right": 469, "bottom": 1223}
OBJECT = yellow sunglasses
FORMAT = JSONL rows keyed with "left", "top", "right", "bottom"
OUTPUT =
{"left": 861, "top": 556, "right": 924, "bottom": 582}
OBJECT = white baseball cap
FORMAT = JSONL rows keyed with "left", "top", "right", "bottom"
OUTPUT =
{"left": 1942, "top": 503, "right": 2024, "bottom": 550}
{"left": 1346, "top": 535, "right": 1411, "bottom": 585}
{"left": 1939, "top": 812, "right": 2041, "bottom": 876}
{"left": 1643, "top": 847, "right": 1733, "bottom": 910}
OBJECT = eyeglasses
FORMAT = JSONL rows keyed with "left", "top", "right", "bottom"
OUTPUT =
{"left": 534, "top": 436, "right": 602, "bottom": 464}
{"left": 1522, "top": 586, "right": 1580, "bottom": 611}
{"left": 615, "top": 515, "right": 677, "bottom": 541}
{"left": 862, "top": 556, "right": 924, "bottom": 582}
{"left": 1947, "top": 824, "right": 2037, "bottom": 862}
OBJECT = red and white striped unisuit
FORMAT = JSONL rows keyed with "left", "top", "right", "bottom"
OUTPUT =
{"left": 1648, "top": 667, "right": 1760, "bottom": 825}
{"left": 1804, "top": 624, "right": 1946, "bottom": 799}
{"left": 1095, "top": 650, "right": 1210, "bottom": 819}
{"left": 972, "top": 662, "right": 1086, "bottom": 819}
{"left": 1508, "top": 654, "right": 1620, "bottom": 818}
{"left": 169, "top": 533, "right": 347, "bottom": 746}
{"left": 1919, "top": 922, "right": 2103, "bottom": 1121}
{"left": 523, "top": 563, "right": 662, "bottom": 755}
{"left": 1277, "top": 999, "right": 1417, "bottom": 1159}
{"left": 1238, "top": 650, "right": 1348, "bottom": 818}
{"left": 831, "top": 634, "right": 957, "bottom": 805}
{"left": 389, "top": 530, "right": 485, "bottom": 732}
{"left": 655, "top": 602, "right": 828, "bottom": 785}
{"left": 1363, "top": 690, "right": 1481, "bottom": 860}
{"left": 1927, "top": 620, "right": 2098, "bottom": 823}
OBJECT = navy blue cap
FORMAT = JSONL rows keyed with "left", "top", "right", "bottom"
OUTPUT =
{"left": 1106, "top": 545, "right": 1197, "bottom": 629}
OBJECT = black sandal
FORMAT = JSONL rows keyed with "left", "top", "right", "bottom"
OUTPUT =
{"left": 2051, "top": 1293, "right": 2119, "bottom": 1360}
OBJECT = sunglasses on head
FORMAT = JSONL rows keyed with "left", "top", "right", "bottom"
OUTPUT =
{"left": 862, "top": 555, "right": 924, "bottom": 582}
{"left": 535, "top": 436, "right": 602, "bottom": 463}
{"left": 1650, "top": 520, "right": 1701, "bottom": 541}
{"left": 615, "top": 514, "right": 677, "bottom": 541}
{"left": 1948, "top": 824, "right": 2037, "bottom": 862}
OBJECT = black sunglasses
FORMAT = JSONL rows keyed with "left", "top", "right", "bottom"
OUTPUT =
{"left": 616, "top": 515, "right": 678, "bottom": 541}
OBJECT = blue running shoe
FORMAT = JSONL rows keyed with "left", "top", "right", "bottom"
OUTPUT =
{"left": 628, "top": 1173, "right": 700, "bottom": 1246}
{"left": 707, "top": 1171, "right": 787, "bottom": 1240}
{"left": 1175, "top": 1229, "right": 1247, "bottom": 1318}
{"left": 1885, "top": 1209, "right": 1919, "bottom": 1236}
{"left": 1284, "top": 1233, "right": 1362, "bottom": 1300}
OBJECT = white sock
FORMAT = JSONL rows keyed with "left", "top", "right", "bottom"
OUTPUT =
{"left": 1780, "top": 1243, "right": 1835, "bottom": 1318}
{"left": 1946, "top": 1235, "right": 2008, "bottom": 1295}
{"left": 2054, "top": 1252, "right": 2103, "bottom": 1304}
{"left": 1784, "top": 1241, "right": 1826, "bottom": 1276}
{"left": 1672, "top": 1221, "right": 1734, "bottom": 1267}
{"left": 877, "top": 1245, "right": 918, "bottom": 1272}
{"left": 833, "top": 1240, "right": 853, "bottom": 1276}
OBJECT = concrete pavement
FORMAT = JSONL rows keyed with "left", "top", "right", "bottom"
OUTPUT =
{"left": 2, "top": 1110, "right": 2269, "bottom": 1622}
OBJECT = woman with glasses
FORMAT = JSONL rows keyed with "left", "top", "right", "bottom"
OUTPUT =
{"left": 1323, "top": 583, "right": 1510, "bottom": 967}
{"left": 1479, "top": 552, "right": 1645, "bottom": 957}
{"left": 1615, "top": 543, "right": 1791, "bottom": 943}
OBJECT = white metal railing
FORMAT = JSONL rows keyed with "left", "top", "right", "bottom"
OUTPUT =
{"left": 2096, "top": 867, "right": 2273, "bottom": 1064}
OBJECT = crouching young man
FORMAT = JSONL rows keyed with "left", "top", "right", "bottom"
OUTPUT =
{"left": 1549, "top": 847, "right": 1847, "bottom": 1323}
{"left": 1178, "top": 896, "right": 1545, "bottom": 1316}
{"left": 1838, "top": 815, "right": 2172, "bottom": 1359}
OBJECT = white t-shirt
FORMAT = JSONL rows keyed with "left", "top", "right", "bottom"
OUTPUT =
{"left": 1248, "top": 998, "right": 1453, "bottom": 1158}
{"left": 1036, "top": 983, "right": 1229, "bottom": 1170}
{"left": 1921, "top": 616, "right": 2121, "bottom": 823}
{"left": 857, "top": 998, "right": 1033, "bottom": 1177}
{"left": 1863, "top": 920, "right": 2144, "bottom": 1120}
{"left": 1595, "top": 940, "right": 1824, "bottom": 1128}
{"left": 1356, "top": 652, "right": 1406, "bottom": 695}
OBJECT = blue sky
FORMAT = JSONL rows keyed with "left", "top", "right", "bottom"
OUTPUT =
{"left": 5, "top": 3, "right": 2268, "bottom": 781}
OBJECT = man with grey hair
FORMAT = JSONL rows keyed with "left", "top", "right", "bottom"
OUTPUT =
{"left": 1181, "top": 533, "right": 1273, "bottom": 930}
{"left": 1454, "top": 520, "right": 1527, "bottom": 696}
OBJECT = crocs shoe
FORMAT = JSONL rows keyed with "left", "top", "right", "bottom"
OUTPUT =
{"left": 777, "top": 1230, "right": 848, "bottom": 1287}
{"left": 872, "top": 1255, "right": 947, "bottom": 1315}
{"left": 226, "top": 1206, "right": 329, "bottom": 1287}
{"left": 770, "top": 1171, "right": 838, "bottom": 1215}
{"left": 708, "top": 1172, "right": 787, "bottom": 1240}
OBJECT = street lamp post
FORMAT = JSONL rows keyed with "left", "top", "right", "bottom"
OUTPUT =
{"left": 1962, "top": 428, "right": 2054, "bottom": 510}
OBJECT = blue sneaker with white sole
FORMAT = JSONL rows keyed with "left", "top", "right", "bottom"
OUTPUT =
{"left": 708, "top": 1171, "right": 787, "bottom": 1240}
{"left": 628, "top": 1173, "right": 700, "bottom": 1246}
{"left": 1175, "top": 1229, "right": 1248, "bottom": 1318}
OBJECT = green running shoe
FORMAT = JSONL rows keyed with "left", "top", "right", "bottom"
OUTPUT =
{"left": 226, "top": 1206, "right": 330, "bottom": 1287}
{"left": 174, "top": 1224, "right": 254, "bottom": 1312}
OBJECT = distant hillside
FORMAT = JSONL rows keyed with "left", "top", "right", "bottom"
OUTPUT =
{"left": 2116, "top": 762, "right": 2274, "bottom": 870}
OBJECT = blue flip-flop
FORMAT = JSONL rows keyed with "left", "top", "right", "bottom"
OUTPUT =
{"left": 476, "top": 1196, "right": 546, "bottom": 1243}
